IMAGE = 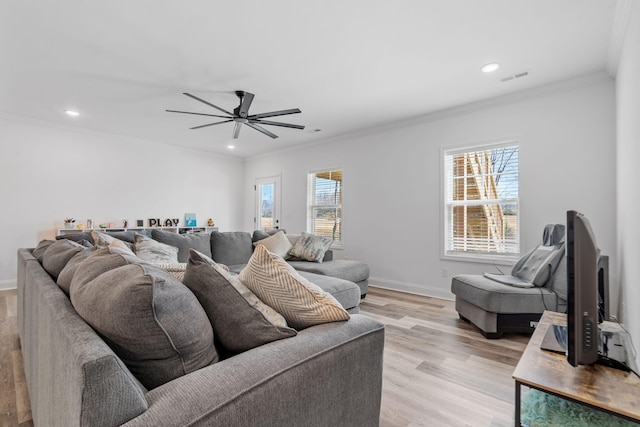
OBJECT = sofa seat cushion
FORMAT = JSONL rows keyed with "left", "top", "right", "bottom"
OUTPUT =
{"left": 289, "top": 260, "right": 370, "bottom": 284}
{"left": 297, "top": 271, "right": 360, "bottom": 312}
{"left": 451, "top": 274, "right": 558, "bottom": 314}
{"left": 70, "top": 248, "right": 217, "bottom": 389}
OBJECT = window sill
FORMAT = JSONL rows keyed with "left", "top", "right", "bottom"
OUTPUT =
{"left": 441, "top": 252, "right": 519, "bottom": 266}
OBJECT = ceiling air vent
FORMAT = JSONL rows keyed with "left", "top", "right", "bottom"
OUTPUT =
{"left": 500, "top": 70, "right": 530, "bottom": 82}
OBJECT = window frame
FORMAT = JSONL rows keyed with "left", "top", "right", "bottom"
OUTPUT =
{"left": 440, "top": 140, "right": 520, "bottom": 264}
{"left": 307, "top": 167, "right": 343, "bottom": 249}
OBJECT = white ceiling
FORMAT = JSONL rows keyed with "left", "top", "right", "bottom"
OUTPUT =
{"left": 0, "top": 1, "right": 620, "bottom": 158}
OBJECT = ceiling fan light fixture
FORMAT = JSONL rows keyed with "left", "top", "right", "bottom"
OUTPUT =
{"left": 481, "top": 62, "right": 500, "bottom": 73}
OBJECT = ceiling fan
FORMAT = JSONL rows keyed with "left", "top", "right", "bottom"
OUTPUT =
{"left": 166, "top": 91, "right": 305, "bottom": 139}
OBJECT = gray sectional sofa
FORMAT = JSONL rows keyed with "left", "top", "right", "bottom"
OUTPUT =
{"left": 17, "top": 230, "right": 383, "bottom": 426}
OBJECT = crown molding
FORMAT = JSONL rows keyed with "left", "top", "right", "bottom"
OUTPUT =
{"left": 0, "top": 112, "right": 243, "bottom": 162}
{"left": 246, "top": 71, "right": 614, "bottom": 162}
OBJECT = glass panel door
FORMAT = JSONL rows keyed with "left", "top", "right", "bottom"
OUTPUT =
{"left": 255, "top": 176, "right": 281, "bottom": 231}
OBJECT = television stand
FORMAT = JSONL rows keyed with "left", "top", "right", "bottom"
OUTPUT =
{"left": 512, "top": 311, "right": 640, "bottom": 426}
{"left": 539, "top": 321, "right": 639, "bottom": 376}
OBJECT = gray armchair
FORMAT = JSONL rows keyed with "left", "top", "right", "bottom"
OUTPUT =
{"left": 451, "top": 224, "right": 568, "bottom": 338}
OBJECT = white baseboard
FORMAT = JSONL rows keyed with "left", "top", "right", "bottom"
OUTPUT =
{"left": 369, "top": 276, "right": 454, "bottom": 301}
{"left": 0, "top": 279, "right": 17, "bottom": 290}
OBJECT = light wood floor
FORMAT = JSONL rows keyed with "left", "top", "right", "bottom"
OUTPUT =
{"left": 0, "top": 286, "right": 529, "bottom": 427}
{"left": 360, "top": 287, "right": 529, "bottom": 427}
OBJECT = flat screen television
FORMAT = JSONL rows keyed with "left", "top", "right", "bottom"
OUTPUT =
{"left": 543, "top": 210, "right": 638, "bottom": 375}
{"left": 566, "top": 209, "right": 600, "bottom": 366}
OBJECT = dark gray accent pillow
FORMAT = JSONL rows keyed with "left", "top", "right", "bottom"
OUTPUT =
{"left": 152, "top": 229, "right": 212, "bottom": 263}
{"left": 105, "top": 230, "right": 137, "bottom": 244}
{"left": 210, "top": 231, "right": 253, "bottom": 266}
{"left": 70, "top": 255, "right": 217, "bottom": 390}
{"left": 42, "top": 239, "right": 85, "bottom": 279}
{"left": 252, "top": 229, "right": 284, "bottom": 243}
{"left": 56, "top": 232, "right": 93, "bottom": 244}
{"left": 183, "top": 249, "right": 296, "bottom": 354}
{"left": 57, "top": 246, "right": 98, "bottom": 295}
{"left": 32, "top": 239, "right": 55, "bottom": 263}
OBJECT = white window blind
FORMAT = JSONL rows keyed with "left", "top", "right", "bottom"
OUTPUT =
{"left": 443, "top": 143, "right": 519, "bottom": 258}
{"left": 308, "top": 169, "right": 342, "bottom": 245}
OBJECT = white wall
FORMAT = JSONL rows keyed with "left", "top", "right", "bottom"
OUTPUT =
{"left": 0, "top": 116, "right": 244, "bottom": 286}
{"left": 615, "top": 2, "right": 640, "bottom": 368}
{"left": 244, "top": 74, "right": 616, "bottom": 301}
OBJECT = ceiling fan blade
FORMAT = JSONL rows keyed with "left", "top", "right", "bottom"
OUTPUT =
{"left": 245, "top": 122, "right": 278, "bottom": 139}
{"left": 232, "top": 122, "right": 242, "bottom": 139}
{"left": 166, "top": 109, "right": 231, "bottom": 119}
{"left": 252, "top": 119, "right": 305, "bottom": 130}
{"left": 183, "top": 92, "right": 234, "bottom": 116}
{"left": 190, "top": 119, "right": 233, "bottom": 130}
{"left": 236, "top": 91, "right": 254, "bottom": 118}
{"left": 248, "top": 108, "right": 301, "bottom": 120}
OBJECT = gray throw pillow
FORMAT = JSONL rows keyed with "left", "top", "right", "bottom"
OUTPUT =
{"left": 183, "top": 249, "right": 296, "bottom": 354}
{"left": 134, "top": 233, "right": 179, "bottom": 264}
{"left": 70, "top": 253, "right": 217, "bottom": 389}
{"left": 42, "top": 239, "right": 85, "bottom": 279}
{"left": 287, "top": 232, "right": 333, "bottom": 263}
{"left": 152, "top": 229, "right": 212, "bottom": 263}
{"left": 210, "top": 231, "right": 253, "bottom": 266}
{"left": 57, "top": 246, "right": 98, "bottom": 295}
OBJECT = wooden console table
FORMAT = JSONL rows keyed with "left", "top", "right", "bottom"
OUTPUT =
{"left": 512, "top": 310, "right": 640, "bottom": 426}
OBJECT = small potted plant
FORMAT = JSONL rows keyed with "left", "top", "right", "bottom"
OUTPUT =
{"left": 64, "top": 217, "right": 76, "bottom": 229}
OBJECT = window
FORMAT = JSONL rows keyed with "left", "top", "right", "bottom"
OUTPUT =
{"left": 443, "top": 142, "right": 519, "bottom": 261}
{"left": 308, "top": 168, "right": 342, "bottom": 246}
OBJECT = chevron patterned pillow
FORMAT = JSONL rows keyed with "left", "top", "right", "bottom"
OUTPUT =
{"left": 239, "top": 245, "right": 349, "bottom": 330}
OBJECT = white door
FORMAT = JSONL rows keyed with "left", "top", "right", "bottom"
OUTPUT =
{"left": 255, "top": 176, "right": 281, "bottom": 231}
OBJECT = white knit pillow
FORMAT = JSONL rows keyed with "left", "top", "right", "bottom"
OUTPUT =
{"left": 252, "top": 230, "right": 292, "bottom": 258}
{"left": 239, "top": 245, "right": 349, "bottom": 330}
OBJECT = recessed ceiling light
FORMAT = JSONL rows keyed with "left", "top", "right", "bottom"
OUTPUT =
{"left": 64, "top": 110, "right": 80, "bottom": 117}
{"left": 481, "top": 63, "right": 500, "bottom": 73}
{"left": 227, "top": 144, "right": 235, "bottom": 149}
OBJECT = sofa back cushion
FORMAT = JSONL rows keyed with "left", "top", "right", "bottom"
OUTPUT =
{"left": 42, "top": 239, "right": 85, "bottom": 279}
{"left": 210, "top": 231, "right": 253, "bottom": 266}
{"left": 70, "top": 249, "right": 218, "bottom": 389}
{"left": 152, "top": 229, "right": 212, "bottom": 263}
{"left": 56, "top": 246, "right": 98, "bottom": 295}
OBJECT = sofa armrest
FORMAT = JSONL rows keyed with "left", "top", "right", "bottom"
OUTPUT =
{"left": 123, "top": 315, "right": 384, "bottom": 427}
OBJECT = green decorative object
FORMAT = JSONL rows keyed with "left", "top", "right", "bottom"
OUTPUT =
{"left": 522, "top": 389, "right": 637, "bottom": 427}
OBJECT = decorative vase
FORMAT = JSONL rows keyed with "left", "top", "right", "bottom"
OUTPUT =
{"left": 64, "top": 222, "right": 75, "bottom": 229}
